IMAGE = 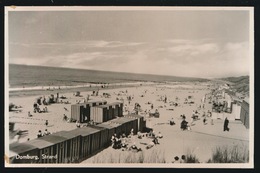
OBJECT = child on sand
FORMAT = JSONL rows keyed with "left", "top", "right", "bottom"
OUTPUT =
{"left": 37, "top": 130, "right": 43, "bottom": 138}
{"left": 180, "top": 155, "right": 186, "bottom": 163}
{"left": 28, "top": 111, "right": 32, "bottom": 117}
{"left": 157, "top": 132, "right": 163, "bottom": 138}
{"left": 45, "top": 120, "right": 49, "bottom": 126}
{"left": 76, "top": 121, "right": 81, "bottom": 128}
{"left": 137, "top": 131, "right": 142, "bottom": 139}
{"left": 63, "top": 114, "right": 68, "bottom": 121}
{"left": 203, "top": 117, "right": 207, "bottom": 125}
{"left": 44, "top": 129, "right": 50, "bottom": 136}
{"left": 172, "top": 156, "right": 181, "bottom": 163}
{"left": 170, "top": 118, "right": 175, "bottom": 125}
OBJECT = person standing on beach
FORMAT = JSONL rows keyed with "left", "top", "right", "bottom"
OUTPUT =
{"left": 45, "top": 120, "right": 49, "bottom": 127}
{"left": 208, "top": 110, "right": 214, "bottom": 125}
{"left": 164, "top": 95, "right": 167, "bottom": 103}
{"left": 223, "top": 117, "right": 229, "bottom": 131}
{"left": 56, "top": 93, "right": 59, "bottom": 103}
{"left": 203, "top": 116, "right": 207, "bottom": 125}
{"left": 28, "top": 111, "right": 32, "bottom": 117}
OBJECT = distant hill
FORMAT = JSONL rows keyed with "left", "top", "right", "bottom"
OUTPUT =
{"left": 219, "top": 76, "right": 249, "bottom": 96}
{"left": 220, "top": 76, "right": 249, "bottom": 84}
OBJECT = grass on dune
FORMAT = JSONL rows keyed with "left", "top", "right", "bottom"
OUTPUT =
{"left": 207, "top": 145, "right": 249, "bottom": 163}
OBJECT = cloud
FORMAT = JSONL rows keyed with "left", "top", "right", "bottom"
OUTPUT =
{"left": 9, "top": 39, "right": 250, "bottom": 78}
{"left": 10, "top": 40, "right": 144, "bottom": 48}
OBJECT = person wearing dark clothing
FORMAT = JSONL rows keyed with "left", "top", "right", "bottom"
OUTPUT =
{"left": 173, "top": 156, "right": 180, "bottom": 163}
{"left": 223, "top": 117, "right": 229, "bottom": 131}
{"left": 203, "top": 117, "right": 207, "bottom": 125}
{"left": 181, "top": 120, "right": 188, "bottom": 130}
{"left": 170, "top": 118, "right": 175, "bottom": 126}
{"left": 28, "top": 111, "right": 32, "bottom": 117}
{"left": 37, "top": 130, "right": 43, "bottom": 138}
{"left": 152, "top": 137, "right": 160, "bottom": 144}
{"left": 45, "top": 120, "right": 49, "bottom": 126}
{"left": 181, "top": 155, "right": 186, "bottom": 163}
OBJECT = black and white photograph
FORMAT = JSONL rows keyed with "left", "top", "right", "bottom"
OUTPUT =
{"left": 4, "top": 6, "right": 254, "bottom": 168}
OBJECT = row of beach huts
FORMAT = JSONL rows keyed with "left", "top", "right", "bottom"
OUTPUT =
{"left": 9, "top": 115, "right": 146, "bottom": 163}
{"left": 9, "top": 100, "right": 146, "bottom": 164}
{"left": 71, "top": 101, "right": 123, "bottom": 123}
{"left": 211, "top": 88, "right": 250, "bottom": 129}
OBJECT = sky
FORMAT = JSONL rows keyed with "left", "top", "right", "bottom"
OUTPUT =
{"left": 7, "top": 8, "right": 252, "bottom": 78}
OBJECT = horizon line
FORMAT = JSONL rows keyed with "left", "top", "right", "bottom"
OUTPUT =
{"left": 9, "top": 63, "right": 247, "bottom": 80}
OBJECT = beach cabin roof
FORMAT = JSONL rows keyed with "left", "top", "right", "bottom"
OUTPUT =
{"left": 39, "top": 132, "right": 68, "bottom": 144}
{"left": 9, "top": 142, "right": 38, "bottom": 156}
{"left": 110, "top": 117, "right": 133, "bottom": 124}
{"left": 87, "top": 124, "right": 107, "bottom": 131}
{"left": 69, "top": 127, "right": 100, "bottom": 137}
{"left": 52, "top": 131, "right": 79, "bottom": 139}
{"left": 124, "top": 114, "right": 143, "bottom": 118}
{"left": 26, "top": 138, "right": 54, "bottom": 149}
{"left": 96, "top": 123, "right": 115, "bottom": 130}
{"left": 95, "top": 104, "right": 112, "bottom": 109}
{"left": 88, "top": 100, "right": 107, "bottom": 104}
{"left": 103, "top": 121, "right": 121, "bottom": 128}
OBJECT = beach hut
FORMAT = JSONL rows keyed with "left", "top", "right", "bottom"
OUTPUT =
{"left": 110, "top": 117, "right": 138, "bottom": 136}
{"left": 90, "top": 104, "right": 113, "bottom": 123}
{"left": 240, "top": 99, "right": 249, "bottom": 129}
{"left": 102, "top": 121, "right": 123, "bottom": 136}
{"left": 24, "top": 138, "right": 57, "bottom": 164}
{"left": 88, "top": 100, "right": 107, "bottom": 107}
{"left": 53, "top": 131, "right": 81, "bottom": 163}
{"left": 69, "top": 127, "right": 101, "bottom": 160}
{"left": 124, "top": 114, "right": 145, "bottom": 132}
{"left": 36, "top": 133, "right": 69, "bottom": 163}
{"left": 232, "top": 102, "right": 242, "bottom": 120}
{"left": 110, "top": 102, "right": 123, "bottom": 117}
{"left": 71, "top": 101, "right": 108, "bottom": 122}
{"left": 226, "top": 101, "right": 233, "bottom": 113}
{"left": 87, "top": 125, "right": 109, "bottom": 149}
{"left": 71, "top": 103, "right": 90, "bottom": 123}
{"left": 9, "top": 142, "right": 39, "bottom": 163}
{"left": 95, "top": 123, "right": 116, "bottom": 146}
{"left": 9, "top": 122, "right": 15, "bottom": 131}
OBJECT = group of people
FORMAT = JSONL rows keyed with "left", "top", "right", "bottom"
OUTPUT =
{"left": 189, "top": 109, "right": 214, "bottom": 126}
{"left": 172, "top": 155, "right": 187, "bottom": 163}
{"left": 37, "top": 129, "right": 51, "bottom": 138}
{"left": 111, "top": 133, "right": 129, "bottom": 150}
{"left": 110, "top": 128, "right": 163, "bottom": 151}
{"left": 139, "top": 130, "right": 162, "bottom": 149}
{"left": 180, "top": 114, "right": 191, "bottom": 131}
{"left": 33, "top": 102, "right": 48, "bottom": 114}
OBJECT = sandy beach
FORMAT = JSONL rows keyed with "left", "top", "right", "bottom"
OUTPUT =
{"left": 8, "top": 82, "right": 249, "bottom": 163}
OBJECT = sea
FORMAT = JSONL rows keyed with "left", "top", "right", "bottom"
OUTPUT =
{"left": 9, "top": 64, "right": 207, "bottom": 89}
